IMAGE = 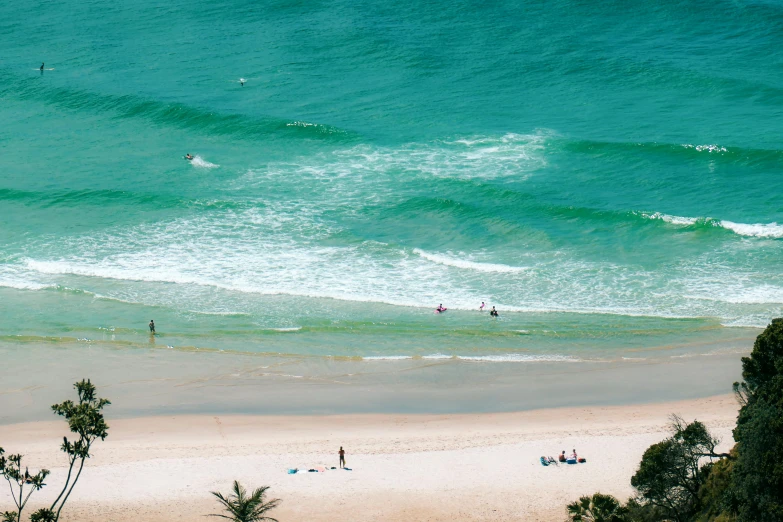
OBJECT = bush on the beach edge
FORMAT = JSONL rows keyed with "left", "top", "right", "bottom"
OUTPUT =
{"left": 1, "top": 380, "right": 110, "bottom": 522}
{"left": 566, "top": 318, "right": 783, "bottom": 522}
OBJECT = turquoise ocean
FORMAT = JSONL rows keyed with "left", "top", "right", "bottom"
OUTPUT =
{"left": 1, "top": 0, "right": 781, "bottom": 363}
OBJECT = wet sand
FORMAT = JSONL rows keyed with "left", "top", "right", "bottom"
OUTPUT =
{"left": 1, "top": 341, "right": 745, "bottom": 423}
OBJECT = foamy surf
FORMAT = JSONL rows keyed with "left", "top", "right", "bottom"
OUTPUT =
{"left": 413, "top": 249, "right": 526, "bottom": 273}
{"left": 190, "top": 155, "right": 219, "bottom": 168}
{"left": 361, "top": 354, "right": 581, "bottom": 362}
{"left": 642, "top": 212, "right": 783, "bottom": 238}
{"left": 682, "top": 144, "right": 728, "bottom": 153}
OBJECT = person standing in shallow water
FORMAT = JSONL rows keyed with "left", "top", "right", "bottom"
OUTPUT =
{"left": 149, "top": 319, "right": 155, "bottom": 334}
{"left": 339, "top": 446, "right": 345, "bottom": 468}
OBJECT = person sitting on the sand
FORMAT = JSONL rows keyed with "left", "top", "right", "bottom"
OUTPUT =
{"left": 559, "top": 450, "right": 566, "bottom": 462}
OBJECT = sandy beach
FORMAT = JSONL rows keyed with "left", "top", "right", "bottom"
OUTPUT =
{"left": 0, "top": 394, "right": 739, "bottom": 521}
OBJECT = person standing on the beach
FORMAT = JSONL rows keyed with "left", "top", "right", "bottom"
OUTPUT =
{"left": 339, "top": 446, "right": 345, "bottom": 468}
{"left": 149, "top": 319, "right": 155, "bottom": 334}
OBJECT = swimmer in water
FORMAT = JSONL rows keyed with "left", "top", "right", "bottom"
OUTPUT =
{"left": 239, "top": 78, "right": 245, "bottom": 86}
{"left": 185, "top": 153, "right": 194, "bottom": 160}
{"left": 40, "top": 63, "right": 44, "bottom": 72}
{"left": 436, "top": 304, "right": 446, "bottom": 313}
{"left": 490, "top": 306, "right": 499, "bottom": 317}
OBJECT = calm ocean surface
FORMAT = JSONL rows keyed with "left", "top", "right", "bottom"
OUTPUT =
{"left": 0, "top": 0, "right": 780, "bottom": 362}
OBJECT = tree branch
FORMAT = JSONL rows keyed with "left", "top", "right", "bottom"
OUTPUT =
{"left": 55, "top": 454, "right": 87, "bottom": 521}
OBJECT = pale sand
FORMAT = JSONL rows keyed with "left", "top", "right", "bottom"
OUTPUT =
{"left": 0, "top": 395, "right": 738, "bottom": 521}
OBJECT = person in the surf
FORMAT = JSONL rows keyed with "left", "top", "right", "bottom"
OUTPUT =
{"left": 436, "top": 304, "right": 448, "bottom": 313}
{"left": 149, "top": 319, "right": 156, "bottom": 333}
{"left": 40, "top": 63, "right": 44, "bottom": 72}
{"left": 240, "top": 78, "right": 245, "bottom": 86}
{"left": 490, "top": 306, "right": 499, "bottom": 317}
{"left": 185, "top": 153, "right": 194, "bottom": 160}
{"left": 480, "top": 302, "right": 486, "bottom": 311}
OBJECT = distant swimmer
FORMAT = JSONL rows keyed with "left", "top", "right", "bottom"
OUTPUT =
{"left": 239, "top": 78, "right": 246, "bottom": 86}
{"left": 149, "top": 319, "right": 156, "bottom": 334}
{"left": 436, "top": 304, "right": 447, "bottom": 313}
{"left": 480, "top": 302, "right": 485, "bottom": 311}
{"left": 490, "top": 306, "right": 499, "bottom": 317}
{"left": 40, "top": 63, "right": 44, "bottom": 72}
{"left": 185, "top": 153, "right": 194, "bottom": 160}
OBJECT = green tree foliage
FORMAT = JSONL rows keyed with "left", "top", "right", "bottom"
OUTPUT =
{"left": 630, "top": 416, "right": 729, "bottom": 522}
{"left": 209, "top": 481, "right": 281, "bottom": 522}
{"left": 565, "top": 319, "right": 783, "bottom": 522}
{"left": 623, "top": 498, "right": 667, "bottom": 522}
{"left": 46, "top": 379, "right": 111, "bottom": 522}
{"left": 566, "top": 493, "right": 628, "bottom": 522}
{"left": 28, "top": 510, "right": 55, "bottom": 522}
{"left": 730, "top": 318, "right": 783, "bottom": 522}
{"left": 0, "top": 380, "right": 110, "bottom": 522}
{"left": 0, "top": 448, "right": 49, "bottom": 522}
{"left": 694, "top": 454, "right": 736, "bottom": 522}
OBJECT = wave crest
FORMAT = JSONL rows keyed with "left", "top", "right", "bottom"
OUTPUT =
{"left": 642, "top": 212, "right": 783, "bottom": 238}
{"left": 413, "top": 249, "right": 526, "bottom": 273}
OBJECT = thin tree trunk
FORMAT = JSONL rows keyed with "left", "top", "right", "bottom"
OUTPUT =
{"left": 18, "top": 479, "right": 24, "bottom": 521}
{"left": 55, "top": 456, "right": 86, "bottom": 522}
{"left": 50, "top": 455, "right": 76, "bottom": 511}
{"left": 6, "top": 478, "right": 17, "bottom": 509}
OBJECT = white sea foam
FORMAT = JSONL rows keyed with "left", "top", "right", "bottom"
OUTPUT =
{"left": 362, "top": 355, "right": 413, "bottom": 360}
{"left": 642, "top": 212, "right": 700, "bottom": 226}
{"left": 0, "top": 279, "right": 52, "bottom": 291}
{"left": 682, "top": 144, "right": 727, "bottom": 153}
{"left": 719, "top": 221, "right": 783, "bottom": 238}
{"left": 361, "top": 354, "right": 579, "bottom": 362}
{"left": 642, "top": 212, "right": 783, "bottom": 238}
{"left": 0, "top": 265, "right": 53, "bottom": 291}
{"left": 684, "top": 284, "right": 783, "bottom": 305}
{"left": 456, "top": 354, "right": 581, "bottom": 362}
{"left": 2, "top": 125, "right": 780, "bottom": 338}
{"left": 413, "top": 249, "right": 526, "bottom": 273}
{"left": 190, "top": 155, "right": 219, "bottom": 168}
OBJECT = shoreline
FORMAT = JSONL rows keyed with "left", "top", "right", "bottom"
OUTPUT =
{"left": 0, "top": 341, "right": 748, "bottom": 423}
{"left": 0, "top": 395, "right": 740, "bottom": 521}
